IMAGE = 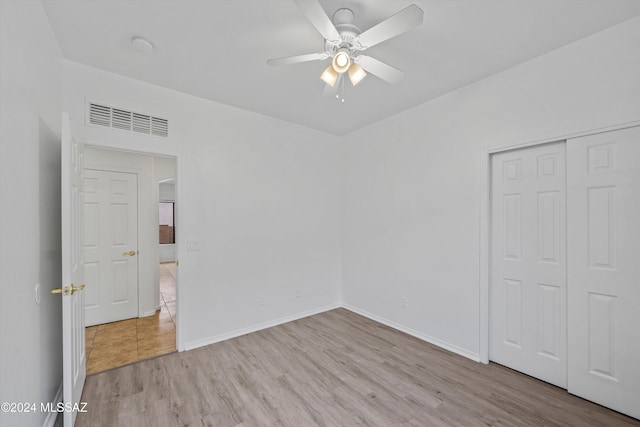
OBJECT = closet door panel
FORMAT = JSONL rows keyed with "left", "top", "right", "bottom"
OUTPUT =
{"left": 490, "top": 142, "right": 567, "bottom": 388}
{"left": 567, "top": 126, "right": 640, "bottom": 420}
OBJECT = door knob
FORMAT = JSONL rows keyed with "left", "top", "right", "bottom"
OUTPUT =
{"left": 123, "top": 250, "right": 137, "bottom": 256}
{"left": 71, "top": 284, "right": 85, "bottom": 295}
{"left": 51, "top": 284, "right": 85, "bottom": 296}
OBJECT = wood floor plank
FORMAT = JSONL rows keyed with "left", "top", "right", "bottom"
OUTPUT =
{"left": 76, "top": 308, "right": 640, "bottom": 427}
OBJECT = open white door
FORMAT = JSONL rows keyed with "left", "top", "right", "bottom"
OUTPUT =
{"left": 56, "top": 113, "right": 86, "bottom": 426}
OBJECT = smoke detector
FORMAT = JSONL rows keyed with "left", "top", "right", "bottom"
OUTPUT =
{"left": 130, "top": 37, "right": 154, "bottom": 55}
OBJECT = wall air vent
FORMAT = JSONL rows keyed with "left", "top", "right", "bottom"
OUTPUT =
{"left": 87, "top": 102, "right": 168, "bottom": 137}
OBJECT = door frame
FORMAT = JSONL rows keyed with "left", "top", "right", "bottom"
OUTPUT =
{"left": 478, "top": 119, "right": 640, "bottom": 364}
{"left": 83, "top": 143, "right": 183, "bottom": 351}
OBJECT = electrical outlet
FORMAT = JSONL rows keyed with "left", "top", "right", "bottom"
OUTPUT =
{"left": 401, "top": 296, "right": 409, "bottom": 308}
{"left": 259, "top": 295, "right": 266, "bottom": 306}
{"left": 296, "top": 288, "right": 301, "bottom": 298}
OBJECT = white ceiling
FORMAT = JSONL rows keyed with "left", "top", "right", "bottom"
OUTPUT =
{"left": 42, "top": 0, "right": 640, "bottom": 136}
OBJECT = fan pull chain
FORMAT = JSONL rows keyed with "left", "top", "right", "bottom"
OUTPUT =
{"left": 337, "top": 74, "right": 346, "bottom": 103}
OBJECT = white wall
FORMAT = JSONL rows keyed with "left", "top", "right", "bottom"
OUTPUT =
{"left": 155, "top": 156, "right": 175, "bottom": 184}
{"left": 0, "top": 1, "right": 63, "bottom": 426}
{"left": 84, "top": 147, "right": 166, "bottom": 318}
{"left": 62, "top": 61, "right": 343, "bottom": 349}
{"left": 159, "top": 181, "right": 175, "bottom": 201}
{"left": 342, "top": 17, "right": 640, "bottom": 360}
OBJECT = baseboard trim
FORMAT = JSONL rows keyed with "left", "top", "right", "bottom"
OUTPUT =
{"left": 141, "top": 309, "right": 159, "bottom": 317}
{"left": 342, "top": 303, "right": 481, "bottom": 362}
{"left": 42, "top": 382, "right": 63, "bottom": 427}
{"left": 183, "top": 302, "right": 342, "bottom": 351}
{"left": 182, "top": 301, "right": 479, "bottom": 362}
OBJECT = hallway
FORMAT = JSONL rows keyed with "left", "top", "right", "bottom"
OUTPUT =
{"left": 84, "top": 262, "right": 176, "bottom": 374}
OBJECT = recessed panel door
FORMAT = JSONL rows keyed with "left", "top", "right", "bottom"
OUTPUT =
{"left": 490, "top": 141, "right": 567, "bottom": 388}
{"left": 84, "top": 169, "right": 138, "bottom": 326}
{"left": 567, "top": 126, "right": 640, "bottom": 419}
{"left": 59, "top": 113, "right": 86, "bottom": 426}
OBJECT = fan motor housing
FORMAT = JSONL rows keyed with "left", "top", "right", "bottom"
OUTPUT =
{"left": 325, "top": 8, "right": 361, "bottom": 57}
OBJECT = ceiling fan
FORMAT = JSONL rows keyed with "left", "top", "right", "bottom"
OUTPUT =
{"left": 267, "top": 0, "right": 423, "bottom": 93}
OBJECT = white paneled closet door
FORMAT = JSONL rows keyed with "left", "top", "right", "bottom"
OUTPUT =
{"left": 490, "top": 142, "right": 567, "bottom": 388}
{"left": 567, "top": 126, "right": 640, "bottom": 420}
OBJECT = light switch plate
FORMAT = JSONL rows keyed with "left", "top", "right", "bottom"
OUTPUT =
{"left": 187, "top": 239, "right": 201, "bottom": 251}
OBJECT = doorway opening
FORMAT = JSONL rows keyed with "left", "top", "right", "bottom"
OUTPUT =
{"left": 82, "top": 147, "right": 178, "bottom": 374}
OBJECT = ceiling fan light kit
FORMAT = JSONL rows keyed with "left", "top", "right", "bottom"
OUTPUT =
{"left": 320, "top": 64, "right": 339, "bottom": 86}
{"left": 347, "top": 63, "right": 366, "bottom": 86}
{"left": 267, "top": 0, "right": 423, "bottom": 97}
{"left": 331, "top": 49, "right": 351, "bottom": 73}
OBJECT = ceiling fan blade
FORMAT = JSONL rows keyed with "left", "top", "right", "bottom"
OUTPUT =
{"left": 323, "top": 74, "right": 342, "bottom": 96}
{"left": 356, "top": 55, "right": 404, "bottom": 84}
{"left": 293, "top": 0, "right": 341, "bottom": 42}
{"left": 354, "top": 4, "right": 423, "bottom": 49}
{"left": 267, "top": 52, "right": 328, "bottom": 66}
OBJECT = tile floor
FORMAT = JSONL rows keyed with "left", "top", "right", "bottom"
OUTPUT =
{"left": 85, "top": 262, "right": 176, "bottom": 374}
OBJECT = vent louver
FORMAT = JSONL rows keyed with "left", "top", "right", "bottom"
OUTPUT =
{"left": 88, "top": 102, "right": 168, "bottom": 137}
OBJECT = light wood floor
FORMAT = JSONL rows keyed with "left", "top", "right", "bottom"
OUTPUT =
{"left": 76, "top": 308, "right": 638, "bottom": 426}
{"left": 85, "top": 262, "right": 176, "bottom": 374}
